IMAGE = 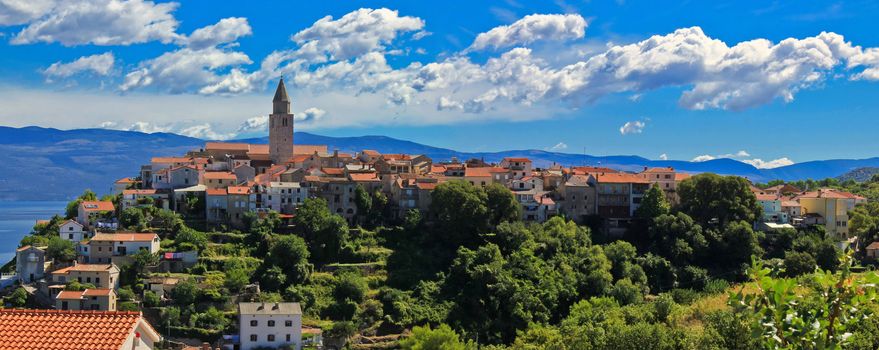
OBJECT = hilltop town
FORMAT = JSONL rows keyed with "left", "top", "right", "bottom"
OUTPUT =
{"left": 2, "top": 79, "right": 878, "bottom": 350}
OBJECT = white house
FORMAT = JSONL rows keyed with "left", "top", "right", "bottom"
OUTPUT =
{"left": 59, "top": 219, "right": 87, "bottom": 242}
{"left": 16, "top": 245, "right": 46, "bottom": 283}
{"left": 239, "top": 302, "right": 302, "bottom": 350}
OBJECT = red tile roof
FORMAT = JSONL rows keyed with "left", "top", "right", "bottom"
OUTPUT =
{"left": 290, "top": 154, "right": 312, "bottom": 163}
{"left": 674, "top": 173, "right": 691, "bottom": 181}
{"left": 79, "top": 201, "right": 115, "bottom": 212}
{"left": 205, "top": 142, "right": 251, "bottom": 151}
{"left": 322, "top": 168, "right": 344, "bottom": 175}
{"left": 293, "top": 145, "right": 328, "bottom": 155}
{"left": 206, "top": 188, "right": 228, "bottom": 196}
{"left": 151, "top": 157, "right": 191, "bottom": 164}
{"left": 67, "top": 264, "right": 117, "bottom": 273}
{"left": 503, "top": 157, "right": 532, "bottom": 163}
{"left": 203, "top": 172, "right": 237, "bottom": 180}
{"left": 416, "top": 182, "right": 439, "bottom": 190}
{"left": 0, "top": 309, "right": 152, "bottom": 350}
{"left": 82, "top": 289, "right": 114, "bottom": 297}
{"left": 248, "top": 144, "right": 269, "bottom": 155}
{"left": 595, "top": 173, "right": 650, "bottom": 184}
{"left": 122, "top": 189, "right": 157, "bottom": 195}
{"left": 56, "top": 290, "right": 85, "bottom": 299}
{"left": 349, "top": 173, "right": 379, "bottom": 182}
{"left": 572, "top": 166, "right": 620, "bottom": 175}
{"left": 361, "top": 150, "right": 380, "bottom": 156}
{"left": 227, "top": 186, "right": 251, "bottom": 195}
{"left": 795, "top": 189, "right": 862, "bottom": 200}
{"left": 114, "top": 177, "right": 137, "bottom": 184}
{"left": 91, "top": 233, "right": 158, "bottom": 242}
{"left": 867, "top": 241, "right": 879, "bottom": 250}
{"left": 755, "top": 194, "right": 779, "bottom": 201}
{"left": 641, "top": 167, "right": 674, "bottom": 173}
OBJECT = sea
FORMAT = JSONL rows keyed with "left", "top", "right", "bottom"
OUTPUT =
{"left": 0, "top": 201, "right": 67, "bottom": 263}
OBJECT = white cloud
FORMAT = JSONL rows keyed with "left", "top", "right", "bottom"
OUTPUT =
{"left": 290, "top": 8, "right": 425, "bottom": 61}
{"left": 691, "top": 155, "right": 715, "bottom": 162}
{"left": 43, "top": 52, "right": 115, "bottom": 81}
{"left": 717, "top": 150, "right": 751, "bottom": 158}
{"left": 127, "top": 121, "right": 172, "bottom": 134}
{"left": 119, "top": 47, "right": 251, "bottom": 93}
{"left": 11, "top": 0, "right": 181, "bottom": 46}
{"left": 619, "top": 120, "right": 645, "bottom": 135}
{"left": 296, "top": 107, "right": 326, "bottom": 123}
{"left": 235, "top": 116, "right": 268, "bottom": 134}
{"left": 185, "top": 17, "right": 252, "bottom": 50}
{"left": 468, "top": 13, "right": 587, "bottom": 51}
{"left": 742, "top": 157, "right": 795, "bottom": 169}
{"left": 0, "top": 0, "right": 55, "bottom": 26}
{"left": 548, "top": 142, "right": 568, "bottom": 151}
{"left": 658, "top": 153, "right": 668, "bottom": 160}
{"left": 177, "top": 123, "right": 235, "bottom": 140}
{"left": 97, "top": 121, "right": 118, "bottom": 129}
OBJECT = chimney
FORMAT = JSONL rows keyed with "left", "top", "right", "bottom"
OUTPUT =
{"left": 643, "top": 166, "right": 648, "bottom": 171}
{"left": 202, "top": 342, "right": 211, "bottom": 350}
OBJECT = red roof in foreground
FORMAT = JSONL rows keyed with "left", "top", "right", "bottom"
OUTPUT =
{"left": 0, "top": 309, "right": 148, "bottom": 350}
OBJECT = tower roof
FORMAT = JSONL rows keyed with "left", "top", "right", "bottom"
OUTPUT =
{"left": 273, "top": 78, "right": 289, "bottom": 102}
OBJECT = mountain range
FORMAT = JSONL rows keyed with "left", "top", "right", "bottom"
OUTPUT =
{"left": 2, "top": 126, "right": 879, "bottom": 201}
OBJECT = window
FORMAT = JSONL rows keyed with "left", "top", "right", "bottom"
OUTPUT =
{"left": 95, "top": 277, "right": 100, "bottom": 285}
{"left": 250, "top": 335, "right": 257, "bottom": 341}
{"left": 86, "top": 277, "right": 91, "bottom": 283}
{"left": 286, "top": 334, "right": 291, "bottom": 342}
{"left": 250, "top": 320, "right": 258, "bottom": 327}
{"left": 268, "top": 320, "right": 275, "bottom": 327}
{"left": 69, "top": 227, "right": 74, "bottom": 231}
{"left": 285, "top": 320, "right": 293, "bottom": 327}
{"left": 68, "top": 234, "right": 73, "bottom": 239}
{"left": 268, "top": 334, "right": 276, "bottom": 341}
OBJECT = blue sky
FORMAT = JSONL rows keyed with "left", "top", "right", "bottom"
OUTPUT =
{"left": 1, "top": 0, "right": 879, "bottom": 168}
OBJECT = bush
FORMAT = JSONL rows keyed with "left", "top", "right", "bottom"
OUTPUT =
{"left": 653, "top": 294, "right": 676, "bottom": 323}
{"left": 703, "top": 278, "right": 730, "bottom": 294}
{"left": 118, "top": 301, "right": 139, "bottom": 311}
{"left": 117, "top": 288, "right": 135, "bottom": 301}
{"left": 611, "top": 278, "right": 643, "bottom": 305}
{"left": 669, "top": 288, "right": 700, "bottom": 305}
{"left": 143, "top": 290, "right": 160, "bottom": 307}
{"left": 784, "top": 251, "right": 816, "bottom": 277}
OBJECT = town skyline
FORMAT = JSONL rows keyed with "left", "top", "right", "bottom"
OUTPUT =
{"left": 2, "top": 1, "right": 879, "bottom": 166}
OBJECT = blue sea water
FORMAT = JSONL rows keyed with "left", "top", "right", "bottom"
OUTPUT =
{"left": 0, "top": 201, "right": 66, "bottom": 263}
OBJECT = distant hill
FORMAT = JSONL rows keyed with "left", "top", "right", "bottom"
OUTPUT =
{"left": 837, "top": 167, "right": 879, "bottom": 182}
{"left": 1, "top": 126, "right": 878, "bottom": 200}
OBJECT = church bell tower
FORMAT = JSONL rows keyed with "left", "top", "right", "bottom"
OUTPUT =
{"left": 269, "top": 78, "right": 294, "bottom": 164}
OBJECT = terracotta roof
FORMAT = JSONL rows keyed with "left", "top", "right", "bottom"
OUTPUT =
{"left": 68, "top": 264, "right": 117, "bottom": 273}
{"left": 674, "top": 173, "right": 691, "bottom": 181}
{"left": 641, "top": 167, "right": 675, "bottom": 173}
{"left": 91, "top": 233, "right": 158, "bottom": 242}
{"left": 50, "top": 266, "right": 73, "bottom": 275}
{"left": 16, "top": 245, "right": 33, "bottom": 252}
{"left": 502, "top": 157, "right": 532, "bottom": 163}
{"left": 203, "top": 172, "right": 237, "bottom": 180}
{"left": 755, "top": 194, "right": 779, "bottom": 201}
{"left": 0, "top": 309, "right": 151, "bottom": 350}
{"left": 82, "top": 289, "right": 114, "bottom": 297}
{"left": 206, "top": 188, "right": 228, "bottom": 196}
{"left": 572, "top": 166, "right": 620, "bottom": 175}
{"left": 290, "top": 154, "right": 312, "bottom": 162}
{"left": 416, "top": 182, "right": 439, "bottom": 190}
{"left": 248, "top": 144, "right": 269, "bottom": 155}
{"left": 293, "top": 145, "right": 328, "bottom": 155}
{"left": 151, "top": 157, "right": 191, "bottom": 164}
{"left": 122, "top": 189, "right": 157, "bottom": 195}
{"left": 205, "top": 142, "right": 251, "bottom": 151}
{"left": 795, "top": 189, "right": 861, "bottom": 200}
{"left": 56, "top": 290, "right": 85, "bottom": 300}
{"left": 227, "top": 186, "right": 251, "bottom": 195}
{"left": 782, "top": 200, "right": 801, "bottom": 207}
{"left": 564, "top": 174, "right": 591, "bottom": 187}
{"left": 361, "top": 150, "right": 380, "bottom": 156}
{"left": 595, "top": 173, "right": 650, "bottom": 184}
{"left": 349, "top": 173, "right": 379, "bottom": 182}
{"left": 79, "top": 201, "right": 115, "bottom": 212}
{"left": 867, "top": 241, "right": 879, "bottom": 250}
{"left": 114, "top": 177, "right": 137, "bottom": 184}
{"left": 322, "top": 168, "right": 344, "bottom": 175}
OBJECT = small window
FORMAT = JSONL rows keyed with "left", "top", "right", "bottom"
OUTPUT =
{"left": 268, "top": 320, "right": 275, "bottom": 327}
{"left": 285, "top": 320, "right": 293, "bottom": 327}
{"left": 250, "top": 334, "right": 257, "bottom": 341}
{"left": 286, "top": 334, "right": 291, "bottom": 342}
{"left": 250, "top": 320, "right": 258, "bottom": 327}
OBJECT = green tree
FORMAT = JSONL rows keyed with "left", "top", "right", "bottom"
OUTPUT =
{"left": 143, "top": 290, "right": 160, "bottom": 307}
{"left": 353, "top": 184, "right": 372, "bottom": 226}
{"left": 174, "top": 227, "right": 208, "bottom": 251}
{"left": 225, "top": 267, "right": 250, "bottom": 292}
{"left": 264, "top": 234, "right": 312, "bottom": 285}
{"left": 783, "top": 250, "right": 816, "bottom": 277}
{"left": 8, "top": 287, "right": 27, "bottom": 307}
{"left": 65, "top": 190, "right": 97, "bottom": 219}
{"left": 333, "top": 269, "right": 368, "bottom": 304}
{"left": 635, "top": 184, "right": 670, "bottom": 219}
{"left": 430, "top": 180, "right": 490, "bottom": 248}
{"left": 647, "top": 213, "right": 707, "bottom": 266}
{"left": 119, "top": 207, "right": 147, "bottom": 230}
{"left": 171, "top": 279, "right": 199, "bottom": 306}
{"left": 46, "top": 236, "right": 76, "bottom": 261}
{"left": 294, "top": 198, "right": 350, "bottom": 264}
{"left": 485, "top": 182, "right": 521, "bottom": 226}
{"left": 677, "top": 173, "right": 762, "bottom": 227}
{"left": 399, "top": 324, "right": 475, "bottom": 350}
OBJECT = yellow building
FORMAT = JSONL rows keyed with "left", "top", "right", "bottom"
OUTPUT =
{"left": 794, "top": 189, "right": 866, "bottom": 239}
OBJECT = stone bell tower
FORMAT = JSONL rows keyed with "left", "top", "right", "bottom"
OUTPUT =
{"left": 269, "top": 78, "right": 294, "bottom": 164}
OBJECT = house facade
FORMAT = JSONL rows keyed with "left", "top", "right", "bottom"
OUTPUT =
{"left": 239, "top": 302, "right": 303, "bottom": 350}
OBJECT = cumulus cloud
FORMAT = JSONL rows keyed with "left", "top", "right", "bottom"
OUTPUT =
{"left": 120, "top": 47, "right": 251, "bottom": 93}
{"left": 742, "top": 157, "right": 795, "bottom": 169}
{"left": 548, "top": 142, "right": 568, "bottom": 151}
{"left": 177, "top": 123, "right": 235, "bottom": 140}
{"left": 291, "top": 8, "right": 425, "bottom": 61}
{"left": 0, "top": 0, "right": 55, "bottom": 26}
{"left": 235, "top": 116, "right": 268, "bottom": 134}
{"left": 43, "top": 52, "right": 115, "bottom": 81}
{"left": 691, "top": 155, "right": 715, "bottom": 162}
{"left": 659, "top": 153, "right": 668, "bottom": 160}
{"left": 296, "top": 107, "right": 327, "bottom": 123}
{"left": 127, "top": 121, "right": 172, "bottom": 134}
{"left": 97, "top": 121, "right": 118, "bottom": 129}
{"left": 184, "top": 17, "right": 252, "bottom": 49}
{"left": 718, "top": 150, "right": 751, "bottom": 158}
{"left": 468, "top": 14, "right": 587, "bottom": 51}
{"left": 619, "top": 120, "right": 645, "bottom": 135}
{"left": 11, "top": 0, "right": 181, "bottom": 46}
